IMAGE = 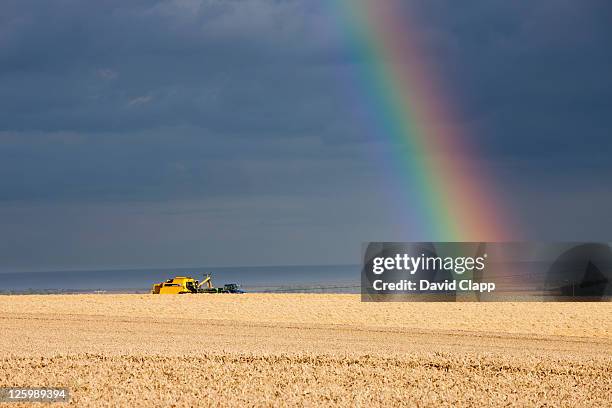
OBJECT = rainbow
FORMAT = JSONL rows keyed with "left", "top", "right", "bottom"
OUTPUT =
{"left": 331, "top": 0, "right": 515, "bottom": 241}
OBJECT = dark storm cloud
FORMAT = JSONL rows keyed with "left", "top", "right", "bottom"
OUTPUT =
{"left": 412, "top": 0, "right": 612, "bottom": 160}
{"left": 0, "top": 0, "right": 341, "bottom": 134}
{"left": 0, "top": 0, "right": 611, "bottom": 270}
{"left": 1, "top": 1, "right": 609, "bottom": 200}
{"left": 0, "top": 0, "right": 371, "bottom": 202}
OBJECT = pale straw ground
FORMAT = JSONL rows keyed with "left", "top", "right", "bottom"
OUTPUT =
{"left": 0, "top": 294, "right": 610, "bottom": 406}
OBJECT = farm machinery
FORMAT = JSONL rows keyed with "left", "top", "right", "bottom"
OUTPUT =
{"left": 151, "top": 273, "right": 243, "bottom": 294}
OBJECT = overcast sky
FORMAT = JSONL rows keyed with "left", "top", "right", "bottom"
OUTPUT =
{"left": 1, "top": 0, "right": 611, "bottom": 272}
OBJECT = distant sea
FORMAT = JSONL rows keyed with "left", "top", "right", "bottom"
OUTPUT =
{"left": 0, "top": 265, "right": 360, "bottom": 294}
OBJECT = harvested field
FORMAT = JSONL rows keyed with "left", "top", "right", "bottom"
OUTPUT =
{"left": 0, "top": 294, "right": 610, "bottom": 406}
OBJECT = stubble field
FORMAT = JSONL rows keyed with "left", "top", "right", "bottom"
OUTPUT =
{"left": 0, "top": 294, "right": 610, "bottom": 406}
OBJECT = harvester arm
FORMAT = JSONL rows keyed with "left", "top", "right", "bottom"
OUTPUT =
{"left": 198, "top": 274, "right": 213, "bottom": 289}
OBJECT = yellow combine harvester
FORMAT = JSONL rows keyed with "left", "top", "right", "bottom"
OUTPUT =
{"left": 151, "top": 273, "right": 243, "bottom": 294}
